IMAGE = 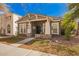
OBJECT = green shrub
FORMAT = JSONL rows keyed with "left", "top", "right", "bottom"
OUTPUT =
{"left": 10, "top": 36, "right": 18, "bottom": 41}
{"left": 31, "top": 40, "right": 50, "bottom": 46}
{"left": 64, "top": 27, "right": 72, "bottom": 40}
{"left": 64, "top": 21, "right": 76, "bottom": 40}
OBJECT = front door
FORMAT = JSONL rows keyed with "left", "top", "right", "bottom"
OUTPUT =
{"left": 32, "top": 22, "right": 44, "bottom": 36}
{"left": 36, "top": 25, "right": 42, "bottom": 34}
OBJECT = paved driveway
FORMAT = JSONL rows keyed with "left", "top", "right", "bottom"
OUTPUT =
{"left": 0, "top": 43, "right": 55, "bottom": 56}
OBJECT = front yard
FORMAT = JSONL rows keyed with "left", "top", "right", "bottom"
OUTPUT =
{"left": 0, "top": 36, "right": 25, "bottom": 44}
{"left": 19, "top": 35, "right": 79, "bottom": 56}
{"left": 0, "top": 35, "right": 79, "bottom": 56}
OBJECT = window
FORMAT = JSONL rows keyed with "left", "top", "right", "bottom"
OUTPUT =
{"left": 51, "top": 23, "right": 58, "bottom": 34}
{"left": 7, "top": 24, "right": 11, "bottom": 33}
{"left": 20, "top": 24, "right": 26, "bottom": 34}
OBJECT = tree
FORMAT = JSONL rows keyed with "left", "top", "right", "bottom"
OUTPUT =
{"left": 68, "top": 3, "right": 79, "bottom": 35}
{"left": 61, "top": 7, "right": 76, "bottom": 40}
{"left": 69, "top": 3, "right": 79, "bottom": 17}
{"left": 61, "top": 3, "right": 79, "bottom": 40}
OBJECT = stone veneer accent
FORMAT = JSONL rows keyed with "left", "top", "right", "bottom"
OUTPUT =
{"left": 26, "top": 33, "right": 32, "bottom": 38}
{"left": 35, "top": 34, "right": 52, "bottom": 39}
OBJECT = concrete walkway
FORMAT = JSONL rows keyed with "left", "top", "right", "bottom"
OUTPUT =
{"left": 0, "top": 43, "right": 55, "bottom": 56}
{"left": 10, "top": 38, "right": 34, "bottom": 47}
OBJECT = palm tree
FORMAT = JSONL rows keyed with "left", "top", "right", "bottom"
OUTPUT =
{"left": 69, "top": 4, "right": 79, "bottom": 18}
{"left": 61, "top": 4, "right": 79, "bottom": 40}
{"left": 68, "top": 3, "right": 79, "bottom": 35}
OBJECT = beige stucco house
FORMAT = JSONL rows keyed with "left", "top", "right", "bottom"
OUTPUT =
{"left": 0, "top": 13, "right": 22, "bottom": 35}
{"left": 17, "top": 14, "right": 61, "bottom": 38}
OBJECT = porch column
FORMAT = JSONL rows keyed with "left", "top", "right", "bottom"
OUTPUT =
{"left": 17, "top": 24, "right": 19, "bottom": 35}
{"left": 45, "top": 19, "right": 51, "bottom": 34}
{"left": 27, "top": 22, "right": 32, "bottom": 37}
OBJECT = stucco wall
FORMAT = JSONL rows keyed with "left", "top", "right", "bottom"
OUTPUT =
{"left": 4, "top": 14, "right": 13, "bottom": 35}
{"left": 0, "top": 16, "right": 2, "bottom": 31}
{"left": 0, "top": 13, "right": 22, "bottom": 35}
{"left": 45, "top": 20, "right": 51, "bottom": 34}
{"left": 12, "top": 14, "right": 22, "bottom": 35}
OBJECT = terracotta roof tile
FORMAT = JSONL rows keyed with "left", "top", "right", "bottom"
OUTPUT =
{"left": 0, "top": 6, "right": 4, "bottom": 10}
{"left": 4, "top": 13, "right": 11, "bottom": 17}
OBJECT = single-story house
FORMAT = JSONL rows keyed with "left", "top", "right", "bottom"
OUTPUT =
{"left": 17, "top": 14, "right": 61, "bottom": 38}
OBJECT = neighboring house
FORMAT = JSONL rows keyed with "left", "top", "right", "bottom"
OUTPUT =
{"left": 17, "top": 14, "right": 61, "bottom": 38}
{"left": 0, "top": 13, "right": 22, "bottom": 35}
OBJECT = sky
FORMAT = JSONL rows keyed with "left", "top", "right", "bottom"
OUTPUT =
{"left": 6, "top": 3, "right": 68, "bottom": 17}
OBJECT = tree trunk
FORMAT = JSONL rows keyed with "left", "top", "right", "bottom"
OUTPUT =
{"left": 76, "top": 22, "right": 79, "bottom": 35}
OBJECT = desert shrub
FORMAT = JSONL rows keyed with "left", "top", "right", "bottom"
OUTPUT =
{"left": 10, "top": 36, "right": 18, "bottom": 41}
{"left": 55, "top": 45, "right": 66, "bottom": 52}
{"left": 32, "top": 40, "right": 50, "bottom": 46}
{"left": 66, "top": 48, "right": 78, "bottom": 55}
{"left": 54, "top": 44, "right": 78, "bottom": 55}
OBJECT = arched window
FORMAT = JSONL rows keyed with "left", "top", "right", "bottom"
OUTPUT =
{"left": 7, "top": 24, "right": 11, "bottom": 33}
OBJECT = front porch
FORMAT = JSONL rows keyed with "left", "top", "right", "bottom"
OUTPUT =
{"left": 17, "top": 14, "right": 60, "bottom": 38}
{"left": 18, "top": 19, "right": 52, "bottom": 38}
{"left": 31, "top": 21, "right": 47, "bottom": 37}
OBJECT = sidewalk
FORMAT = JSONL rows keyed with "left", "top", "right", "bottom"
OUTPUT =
{"left": 0, "top": 43, "right": 55, "bottom": 56}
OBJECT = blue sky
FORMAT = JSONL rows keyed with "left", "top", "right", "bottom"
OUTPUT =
{"left": 6, "top": 3, "right": 68, "bottom": 17}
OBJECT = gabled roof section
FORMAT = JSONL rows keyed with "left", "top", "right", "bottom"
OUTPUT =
{"left": 17, "top": 13, "right": 47, "bottom": 22}
{"left": 17, "top": 13, "right": 61, "bottom": 23}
